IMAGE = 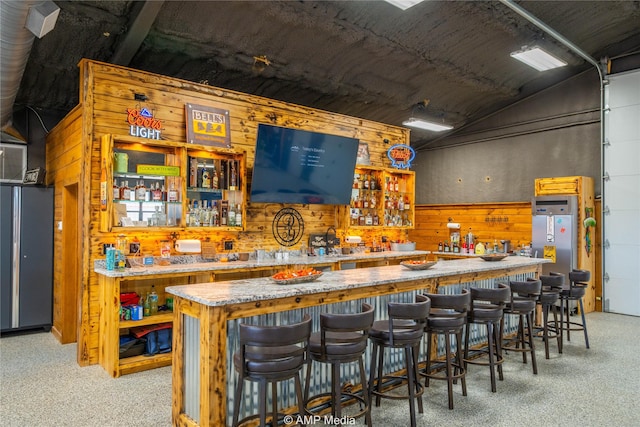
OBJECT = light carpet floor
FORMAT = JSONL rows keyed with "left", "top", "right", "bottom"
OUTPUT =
{"left": 1, "top": 312, "right": 639, "bottom": 427}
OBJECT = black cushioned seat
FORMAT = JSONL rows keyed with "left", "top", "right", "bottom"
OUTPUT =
{"left": 464, "top": 283, "right": 510, "bottom": 392}
{"left": 537, "top": 272, "right": 564, "bottom": 358}
{"left": 304, "top": 303, "right": 375, "bottom": 424}
{"left": 558, "top": 269, "right": 591, "bottom": 349}
{"left": 422, "top": 289, "right": 470, "bottom": 410}
{"left": 501, "top": 279, "right": 541, "bottom": 375}
{"left": 232, "top": 314, "right": 312, "bottom": 427}
{"left": 369, "top": 294, "right": 431, "bottom": 427}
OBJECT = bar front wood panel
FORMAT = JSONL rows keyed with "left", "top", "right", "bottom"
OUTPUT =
{"left": 409, "top": 202, "right": 532, "bottom": 255}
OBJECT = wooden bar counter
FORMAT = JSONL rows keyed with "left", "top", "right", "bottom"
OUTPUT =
{"left": 166, "top": 256, "right": 548, "bottom": 427}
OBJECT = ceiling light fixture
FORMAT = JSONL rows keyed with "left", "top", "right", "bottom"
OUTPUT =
{"left": 510, "top": 46, "right": 567, "bottom": 71}
{"left": 403, "top": 118, "right": 453, "bottom": 132}
{"left": 384, "top": 0, "right": 425, "bottom": 11}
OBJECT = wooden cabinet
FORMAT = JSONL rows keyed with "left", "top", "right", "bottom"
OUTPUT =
{"left": 185, "top": 148, "right": 246, "bottom": 230}
{"left": 340, "top": 166, "right": 415, "bottom": 229}
{"left": 100, "top": 135, "right": 246, "bottom": 232}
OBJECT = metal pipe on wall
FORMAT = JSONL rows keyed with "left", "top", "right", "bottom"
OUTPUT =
{"left": 499, "top": 0, "right": 607, "bottom": 308}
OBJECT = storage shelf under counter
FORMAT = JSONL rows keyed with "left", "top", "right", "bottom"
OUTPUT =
{"left": 166, "top": 256, "right": 549, "bottom": 426}
{"left": 94, "top": 251, "right": 430, "bottom": 378}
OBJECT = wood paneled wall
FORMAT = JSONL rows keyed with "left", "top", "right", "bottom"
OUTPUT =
{"left": 46, "top": 60, "right": 412, "bottom": 365}
{"left": 409, "top": 202, "right": 533, "bottom": 254}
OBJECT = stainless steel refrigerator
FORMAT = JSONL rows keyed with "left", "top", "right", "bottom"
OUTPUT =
{"left": 531, "top": 195, "right": 578, "bottom": 279}
{"left": 1, "top": 185, "right": 54, "bottom": 333}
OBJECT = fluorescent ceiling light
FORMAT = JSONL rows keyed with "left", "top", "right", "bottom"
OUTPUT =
{"left": 510, "top": 46, "right": 567, "bottom": 71}
{"left": 384, "top": 0, "right": 425, "bottom": 11}
{"left": 403, "top": 118, "right": 453, "bottom": 132}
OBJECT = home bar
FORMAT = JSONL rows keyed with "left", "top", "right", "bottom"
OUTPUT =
{"left": 46, "top": 57, "right": 595, "bottom": 426}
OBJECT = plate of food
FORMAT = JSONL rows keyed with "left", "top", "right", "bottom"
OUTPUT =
{"left": 270, "top": 268, "right": 323, "bottom": 285}
{"left": 479, "top": 254, "right": 509, "bottom": 261}
{"left": 400, "top": 260, "right": 437, "bottom": 270}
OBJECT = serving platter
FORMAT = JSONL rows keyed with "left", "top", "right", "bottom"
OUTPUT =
{"left": 479, "top": 254, "right": 509, "bottom": 261}
{"left": 400, "top": 260, "right": 437, "bottom": 270}
{"left": 270, "top": 269, "right": 323, "bottom": 285}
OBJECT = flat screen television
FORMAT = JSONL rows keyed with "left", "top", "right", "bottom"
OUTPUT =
{"left": 250, "top": 124, "right": 359, "bottom": 205}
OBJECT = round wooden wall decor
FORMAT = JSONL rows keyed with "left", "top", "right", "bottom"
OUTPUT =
{"left": 272, "top": 207, "right": 305, "bottom": 247}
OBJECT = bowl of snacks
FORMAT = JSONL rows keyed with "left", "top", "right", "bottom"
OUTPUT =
{"left": 270, "top": 267, "right": 323, "bottom": 285}
{"left": 400, "top": 260, "right": 437, "bottom": 270}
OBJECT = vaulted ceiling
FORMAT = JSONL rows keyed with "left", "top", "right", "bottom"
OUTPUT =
{"left": 11, "top": 0, "right": 640, "bottom": 150}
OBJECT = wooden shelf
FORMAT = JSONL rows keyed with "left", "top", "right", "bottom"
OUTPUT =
{"left": 118, "top": 352, "right": 172, "bottom": 376}
{"left": 120, "top": 312, "right": 173, "bottom": 329}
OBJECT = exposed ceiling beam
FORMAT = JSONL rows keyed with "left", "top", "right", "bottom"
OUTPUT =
{"left": 110, "top": 1, "right": 164, "bottom": 66}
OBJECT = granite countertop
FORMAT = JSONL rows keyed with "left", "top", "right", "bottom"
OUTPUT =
{"left": 93, "top": 250, "right": 430, "bottom": 278}
{"left": 166, "top": 256, "right": 549, "bottom": 307}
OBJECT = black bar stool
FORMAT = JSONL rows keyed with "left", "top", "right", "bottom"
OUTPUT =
{"left": 422, "top": 289, "right": 470, "bottom": 410}
{"left": 559, "top": 269, "right": 591, "bottom": 349}
{"left": 304, "top": 303, "right": 374, "bottom": 424}
{"left": 536, "top": 272, "right": 564, "bottom": 358}
{"left": 232, "top": 314, "right": 312, "bottom": 427}
{"left": 501, "top": 279, "right": 541, "bottom": 374}
{"left": 463, "top": 283, "right": 510, "bottom": 392}
{"left": 368, "top": 294, "right": 430, "bottom": 427}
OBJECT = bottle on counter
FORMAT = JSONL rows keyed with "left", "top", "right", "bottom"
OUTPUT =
{"left": 438, "top": 241, "right": 443, "bottom": 252}
{"left": 475, "top": 241, "right": 485, "bottom": 254}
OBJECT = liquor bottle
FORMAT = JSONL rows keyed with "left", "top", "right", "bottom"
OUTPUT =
{"left": 112, "top": 179, "right": 119, "bottom": 201}
{"left": 365, "top": 212, "right": 373, "bottom": 226}
{"left": 196, "top": 160, "right": 204, "bottom": 188}
{"left": 135, "top": 180, "right": 146, "bottom": 201}
{"left": 373, "top": 213, "right": 379, "bottom": 226}
{"left": 189, "top": 157, "right": 198, "bottom": 188}
{"left": 394, "top": 176, "right": 399, "bottom": 192}
{"left": 219, "top": 160, "right": 227, "bottom": 190}
{"left": 230, "top": 160, "right": 237, "bottom": 191}
{"left": 191, "top": 200, "right": 199, "bottom": 227}
{"left": 234, "top": 203, "right": 242, "bottom": 226}
{"left": 100, "top": 159, "right": 107, "bottom": 210}
{"left": 121, "top": 180, "right": 131, "bottom": 200}
{"left": 364, "top": 174, "right": 370, "bottom": 190}
{"left": 363, "top": 195, "right": 369, "bottom": 209}
{"left": 152, "top": 182, "right": 162, "bottom": 201}
{"left": 228, "top": 203, "right": 236, "bottom": 226}
{"left": 211, "top": 201, "right": 220, "bottom": 226}
{"left": 220, "top": 200, "right": 228, "bottom": 226}
{"left": 211, "top": 162, "right": 219, "bottom": 190}
{"left": 168, "top": 184, "right": 179, "bottom": 202}
{"left": 202, "top": 163, "right": 211, "bottom": 188}
{"left": 353, "top": 174, "right": 359, "bottom": 189}
{"left": 404, "top": 195, "right": 410, "bottom": 210}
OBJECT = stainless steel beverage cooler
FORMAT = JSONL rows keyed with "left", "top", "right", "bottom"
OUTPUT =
{"left": 531, "top": 195, "right": 578, "bottom": 278}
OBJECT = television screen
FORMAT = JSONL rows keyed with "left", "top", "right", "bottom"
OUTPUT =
{"left": 250, "top": 124, "right": 359, "bottom": 205}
